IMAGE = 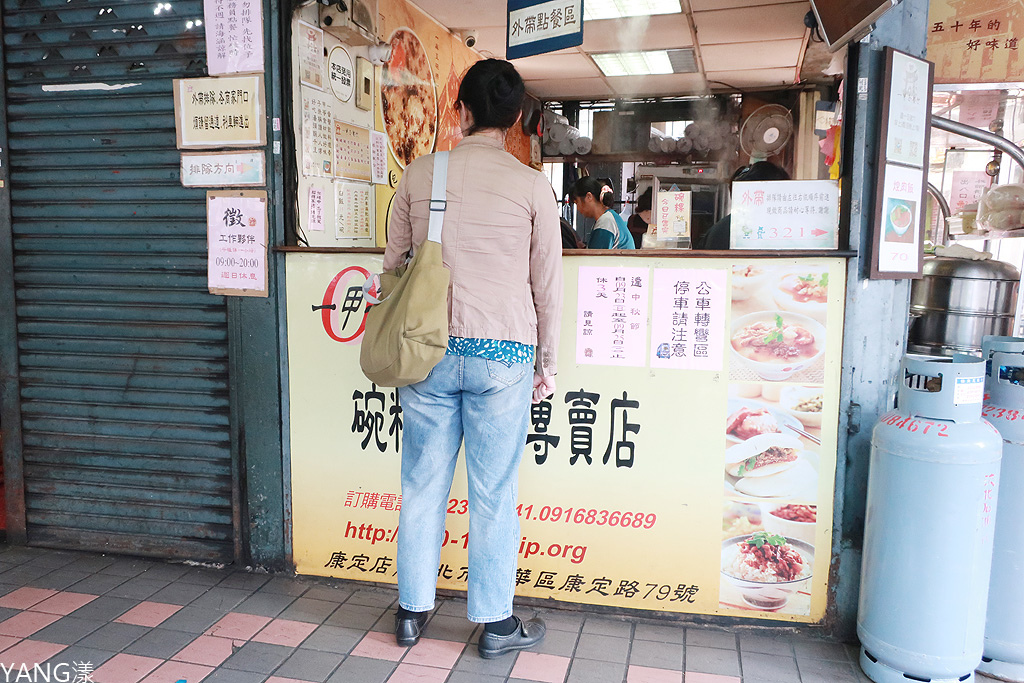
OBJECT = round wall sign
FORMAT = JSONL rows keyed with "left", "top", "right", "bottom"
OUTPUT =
{"left": 328, "top": 46, "right": 354, "bottom": 103}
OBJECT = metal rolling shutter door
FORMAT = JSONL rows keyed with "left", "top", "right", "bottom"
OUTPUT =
{"left": 3, "top": 0, "right": 236, "bottom": 561}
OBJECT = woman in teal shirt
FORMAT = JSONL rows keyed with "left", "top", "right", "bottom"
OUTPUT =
{"left": 569, "top": 177, "right": 635, "bottom": 249}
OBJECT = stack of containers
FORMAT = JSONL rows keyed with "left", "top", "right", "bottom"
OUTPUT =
{"left": 978, "top": 335, "right": 1024, "bottom": 683}
{"left": 858, "top": 354, "right": 1002, "bottom": 683}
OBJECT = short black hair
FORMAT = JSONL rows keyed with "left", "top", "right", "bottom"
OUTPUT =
{"left": 456, "top": 59, "right": 525, "bottom": 135}
{"left": 735, "top": 161, "right": 790, "bottom": 182}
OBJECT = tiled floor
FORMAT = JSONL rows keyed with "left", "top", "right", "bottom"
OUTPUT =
{"left": 0, "top": 545, "right": 877, "bottom": 683}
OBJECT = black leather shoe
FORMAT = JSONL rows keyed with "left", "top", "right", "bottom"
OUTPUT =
{"left": 395, "top": 611, "right": 429, "bottom": 647}
{"left": 478, "top": 616, "right": 546, "bottom": 659}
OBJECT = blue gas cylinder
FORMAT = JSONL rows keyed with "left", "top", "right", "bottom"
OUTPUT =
{"left": 978, "top": 336, "right": 1024, "bottom": 683}
{"left": 858, "top": 354, "right": 1002, "bottom": 683}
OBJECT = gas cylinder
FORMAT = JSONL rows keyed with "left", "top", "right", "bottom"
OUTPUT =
{"left": 977, "top": 337, "right": 1024, "bottom": 683}
{"left": 858, "top": 354, "right": 1002, "bottom": 683}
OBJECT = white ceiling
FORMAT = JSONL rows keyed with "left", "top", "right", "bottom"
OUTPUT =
{"left": 410, "top": 0, "right": 814, "bottom": 100}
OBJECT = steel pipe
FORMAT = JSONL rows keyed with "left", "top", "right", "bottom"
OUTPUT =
{"left": 932, "top": 116, "right": 1024, "bottom": 172}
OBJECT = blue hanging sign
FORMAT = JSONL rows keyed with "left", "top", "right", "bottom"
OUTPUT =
{"left": 506, "top": 0, "right": 584, "bottom": 60}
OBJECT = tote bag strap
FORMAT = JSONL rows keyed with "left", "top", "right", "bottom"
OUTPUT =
{"left": 426, "top": 151, "right": 449, "bottom": 244}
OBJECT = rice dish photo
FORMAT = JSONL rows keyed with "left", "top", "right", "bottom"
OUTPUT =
{"left": 722, "top": 531, "right": 812, "bottom": 584}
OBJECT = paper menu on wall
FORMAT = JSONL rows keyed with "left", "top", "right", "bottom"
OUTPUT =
{"left": 334, "top": 120, "right": 372, "bottom": 183}
{"left": 336, "top": 181, "right": 373, "bottom": 240}
{"left": 301, "top": 91, "right": 333, "bottom": 177}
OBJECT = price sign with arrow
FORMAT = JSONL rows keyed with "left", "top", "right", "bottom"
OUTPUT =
{"left": 730, "top": 179, "right": 840, "bottom": 250}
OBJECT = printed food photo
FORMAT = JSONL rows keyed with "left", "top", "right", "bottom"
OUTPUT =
{"left": 720, "top": 531, "right": 815, "bottom": 613}
{"left": 723, "top": 433, "right": 818, "bottom": 501}
{"left": 380, "top": 28, "right": 437, "bottom": 167}
{"left": 772, "top": 270, "right": 828, "bottom": 323}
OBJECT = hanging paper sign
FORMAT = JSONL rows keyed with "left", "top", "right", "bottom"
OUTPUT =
{"left": 207, "top": 190, "right": 268, "bottom": 297}
{"left": 204, "top": 0, "right": 264, "bottom": 75}
{"left": 370, "top": 131, "right": 388, "bottom": 185}
{"left": 298, "top": 20, "right": 325, "bottom": 90}
{"left": 181, "top": 150, "right": 265, "bottom": 187}
{"left": 507, "top": 0, "right": 584, "bottom": 59}
{"left": 649, "top": 269, "right": 726, "bottom": 371}
{"left": 575, "top": 266, "right": 649, "bottom": 367}
{"left": 173, "top": 75, "right": 266, "bottom": 149}
{"left": 309, "top": 186, "right": 325, "bottom": 232}
{"left": 328, "top": 46, "right": 355, "bottom": 103}
{"left": 655, "top": 190, "right": 691, "bottom": 240}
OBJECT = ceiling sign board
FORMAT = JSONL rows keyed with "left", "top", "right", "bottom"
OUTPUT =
{"left": 506, "top": 0, "right": 583, "bottom": 60}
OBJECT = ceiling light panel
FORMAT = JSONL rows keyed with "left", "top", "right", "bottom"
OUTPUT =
{"left": 592, "top": 51, "right": 674, "bottom": 77}
{"left": 583, "top": 0, "right": 681, "bottom": 21}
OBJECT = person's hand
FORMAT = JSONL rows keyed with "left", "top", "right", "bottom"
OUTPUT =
{"left": 532, "top": 374, "right": 556, "bottom": 404}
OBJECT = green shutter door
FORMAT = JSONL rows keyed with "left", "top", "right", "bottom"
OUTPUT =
{"left": 3, "top": 0, "right": 237, "bottom": 561}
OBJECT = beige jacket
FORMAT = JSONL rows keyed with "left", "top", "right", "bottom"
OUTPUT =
{"left": 383, "top": 135, "right": 563, "bottom": 376}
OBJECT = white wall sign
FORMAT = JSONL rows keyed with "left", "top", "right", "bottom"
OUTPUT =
{"left": 328, "top": 46, "right": 354, "bottom": 103}
{"left": 730, "top": 180, "right": 840, "bottom": 250}
{"left": 576, "top": 266, "right": 649, "bottom": 367}
{"left": 181, "top": 150, "right": 265, "bottom": 187}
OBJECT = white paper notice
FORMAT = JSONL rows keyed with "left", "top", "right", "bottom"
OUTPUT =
{"left": 308, "top": 186, "right": 325, "bottom": 232}
{"left": 336, "top": 181, "right": 372, "bottom": 240}
{"left": 576, "top": 266, "right": 649, "bottom": 367}
{"left": 301, "top": 91, "right": 333, "bottom": 177}
{"left": 649, "top": 269, "right": 726, "bottom": 371}
{"left": 204, "top": 0, "right": 264, "bottom": 75}
{"left": 298, "top": 20, "right": 324, "bottom": 90}
{"left": 370, "top": 131, "right": 388, "bottom": 185}
{"left": 207, "top": 193, "right": 267, "bottom": 295}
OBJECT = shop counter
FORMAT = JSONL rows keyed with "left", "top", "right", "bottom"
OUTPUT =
{"left": 282, "top": 248, "right": 850, "bottom": 623}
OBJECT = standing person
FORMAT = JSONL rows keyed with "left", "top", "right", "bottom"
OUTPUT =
{"left": 382, "top": 58, "right": 563, "bottom": 659}
{"left": 626, "top": 187, "right": 653, "bottom": 248}
{"left": 569, "top": 177, "right": 636, "bottom": 249}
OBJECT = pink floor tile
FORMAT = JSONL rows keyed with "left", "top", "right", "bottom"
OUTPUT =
{"left": 29, "top": 591, "right": 98, "bottom": 616}
{"left": 140, "top": 660, "right": 214, "bottom": 683}
{"left": 0, "top": 588, "right": 58, "bottom": 610}
{"left": 0, "top": 612, "right": 61, "bottom": 637}
{"left": 116, "top": 602, "right": 183, "bottom": 628}
{"left": 0, "top": 635, "right": 22, "bottom": 653}
{"left": 92, "top": 654, "right": 163, "bottom": 683}
{"left": 266, "top": 678, "right": 319, "bottom": 683}
{"left": 350, "top": 631, "right": 409, "bottom": 662}
{"left": 0, "top": 640, "right": 66, "bottom": 667}
{"left": 204, "top": 612, "right": 272, "bottom": 640}
{"left": 509, "top": 652, "right": 571, "bottom": 683}
{"left": 629, "top": 665, "right": 684, "bottom": 683}
{"left": 251, "top": 619, "right": 317, "bottom": 647}
{"left": 386, "top": 663, "right": 450, "bottom": 683}
{"left": 171, "top": 635, "right": 241, "bottom": 667}
{"left": 685, "top": 674, "right": 741, "bottom": 683}
{"left": 402, "top": 638, "right": 463, "bottom": 669}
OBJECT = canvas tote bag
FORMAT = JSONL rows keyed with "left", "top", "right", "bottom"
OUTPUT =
{"left": 359, "top": 152, "right": 450, "bottom": 387}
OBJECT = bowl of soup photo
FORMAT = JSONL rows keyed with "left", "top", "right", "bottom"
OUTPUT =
{"left": 889, "top": 201, "right": 913, "bottom": 235}
{"left": 772, "top": 271, "right": 828, "bottom": 321}
{"left": 730, "top": 310, "right": 826, "bottom": 381}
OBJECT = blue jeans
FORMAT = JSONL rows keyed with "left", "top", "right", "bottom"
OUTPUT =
{"left": 396, "top": 353, "right": 532, "bottom": 622}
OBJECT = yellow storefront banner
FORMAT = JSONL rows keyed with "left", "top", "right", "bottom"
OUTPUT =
{"left": 927, "top": 0, "right": 1024, "bottom": 84}
{"left": 286, "top": 253, "right": 846, "bottom": 622}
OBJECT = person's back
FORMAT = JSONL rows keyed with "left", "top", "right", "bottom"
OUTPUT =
{"left": 387, "top": 138, "right": 558, "bottom": 344}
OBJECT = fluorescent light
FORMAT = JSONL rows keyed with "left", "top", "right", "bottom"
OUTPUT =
{"left": 584, "top": 0, "right": 681, "bottom": 21}
{"left": 592, "top": 51, "right": 674, "bottom": 77}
